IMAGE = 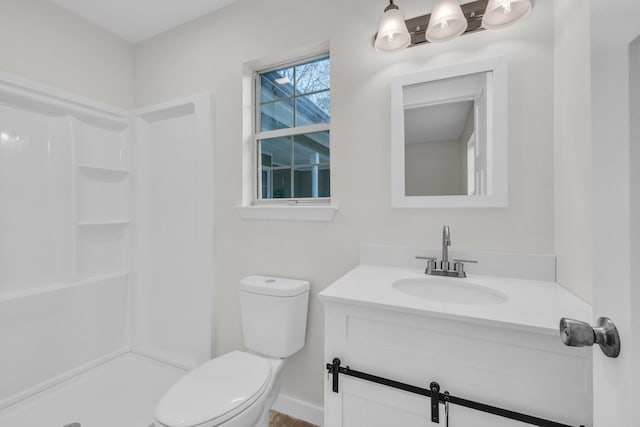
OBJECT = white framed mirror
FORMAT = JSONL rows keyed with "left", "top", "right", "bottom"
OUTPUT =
{"left": 391, "top": 57, "right": 508, "bottom": 208}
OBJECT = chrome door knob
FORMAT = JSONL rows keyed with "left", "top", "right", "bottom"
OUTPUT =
{"left": 559, "top": 317, "right": 621, "bottom": 358}
{"left": 559, "top": 318, "right": 595, "bottom": 346}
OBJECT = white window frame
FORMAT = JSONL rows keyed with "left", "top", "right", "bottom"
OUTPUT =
{"left": 253, "top": 53, "right": 330, "bottom": 205}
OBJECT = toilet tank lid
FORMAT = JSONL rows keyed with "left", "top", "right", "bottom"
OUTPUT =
{"left": 240, "top": 275, "right": 310, "bottom": 297}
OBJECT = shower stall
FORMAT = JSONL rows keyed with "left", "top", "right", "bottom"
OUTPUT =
{"left": 0, "top": 72, "right": 215, "bottom": 426}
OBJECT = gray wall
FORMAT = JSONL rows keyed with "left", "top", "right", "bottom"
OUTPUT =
{"left": 0, "top": 0, "right": 134, "bottom": 108}
{"left": 405, "top": 139, "right": 466, "bottom": 196}
{"left": 554, "top": 0, "right": 592, "bottom": 302}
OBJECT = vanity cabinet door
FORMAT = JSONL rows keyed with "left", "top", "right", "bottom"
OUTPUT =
{"left": 323, "top": 303, "right": 591, "bottom": 427}
{"left": 331, "top": 375, "right": 533, "bottom": 427}
{"left": 340, "top": 379, "right": 432, "bottom": 427}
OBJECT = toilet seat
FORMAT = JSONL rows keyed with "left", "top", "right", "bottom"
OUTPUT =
{"left": 155, "top": 351, "right": 272, "bottom": 427}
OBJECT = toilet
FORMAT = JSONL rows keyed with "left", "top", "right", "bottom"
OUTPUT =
{"left": 154, "top": 275, "right": 310, "bottom": 427}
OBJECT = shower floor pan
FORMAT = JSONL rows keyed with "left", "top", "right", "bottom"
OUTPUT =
{"left": 0, "top": 352, "right": 185, "bottom": 427}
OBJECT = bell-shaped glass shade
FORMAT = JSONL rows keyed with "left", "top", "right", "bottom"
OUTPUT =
{"left": 425, "top": 0, "right": 468, "bottom": 43}
{"left": 374, "top": 5, "right": 411, "bottom": 53}
{"left": 482, "top": 0, "right": 531, "bottom": 29}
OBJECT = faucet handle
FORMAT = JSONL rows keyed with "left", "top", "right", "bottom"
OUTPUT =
{"left": 415, "top": 256, "right": 437, "bottom": 275}
{"left": 452, "top": 259, "right": 478, "bottom": 278}
{"left": 453, "top": 258, "right": 478, "bottom": 264}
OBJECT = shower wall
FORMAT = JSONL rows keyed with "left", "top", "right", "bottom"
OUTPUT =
{"left": 0, "top": 78, "right": 132, "bottom": 407}
{"left": 131, "top": 96, "right": 216, "bottom": 369}
{"left": 0, "top": 75, "right": 215, "bottom": 408}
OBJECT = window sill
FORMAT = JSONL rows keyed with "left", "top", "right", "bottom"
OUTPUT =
{"left": 235, "top": 205, "right": 338, "bottom": 222}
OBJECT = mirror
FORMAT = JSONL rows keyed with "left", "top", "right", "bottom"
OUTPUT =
{"left": 391, "top": 57, "right": 508, "bottom": 208}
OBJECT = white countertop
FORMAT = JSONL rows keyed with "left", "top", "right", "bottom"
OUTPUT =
{"left": 319, "top": 265, "right": 592, "bottom": 336}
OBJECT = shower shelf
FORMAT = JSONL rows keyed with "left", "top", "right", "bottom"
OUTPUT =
{"left": 77, "top": 164, "right": 129, "bottom": 175}
{"left": 81, "top": 271, "right": 129, "bottom": 282}
{"left": 80, "top": 271, "right": 129, "bottom": 283}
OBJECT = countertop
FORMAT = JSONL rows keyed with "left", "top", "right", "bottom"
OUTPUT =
{"left": 319, "top": 265, "right": 592, "bottom": 336}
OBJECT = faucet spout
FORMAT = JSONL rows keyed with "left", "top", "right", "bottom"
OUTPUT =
{"left": 442, "top": 225, "right": 451, "bottom": 264}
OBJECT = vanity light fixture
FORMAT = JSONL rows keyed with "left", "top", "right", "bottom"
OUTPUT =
{"left": 482, "top": 0, "right": 532, "bottom": 29}
{"left": 374, "top": 0, "right": 412, "bottom": 53}
{"left": 425, "top": 0, "right": 468, "bottom": 43}
{"left": 374, "top": 0, "right": 532, "bottom": 53}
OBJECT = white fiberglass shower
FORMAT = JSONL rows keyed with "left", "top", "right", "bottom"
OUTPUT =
{"left": 0, "top": 72, "right": 214, "bottom": 426}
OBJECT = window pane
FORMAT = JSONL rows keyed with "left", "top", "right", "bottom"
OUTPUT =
{"left": 294, "top": 165, "right": 330, "bottom": 198}
{"left": 295, "top": 57, "right": 330, "bottom": 95}
{"left": 256, "top": 56, "right": 330, "bottom": 201}
{"left": 293, "top": 131, "right": 330, "bottom": 165}
{"left": 261, "top": 168, "right": 270, "bottom": 198}
{"left": 261, "top": 152, "right": 272, "bottom": 168}
{"left": 260, "top": 67, "right": 294, "bottom": 102}
{"left": 260, "top": 99, "right": 294, "bottom": 131}
{"left": 269, "top": 168, "right": 292, "bottom": 199}
{"left": 295, "top": 91, "right": 330, "bottom": 126}
{"left": 260, "top": 136, "right": 291, "bottom": 167}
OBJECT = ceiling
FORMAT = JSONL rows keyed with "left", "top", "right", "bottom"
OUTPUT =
{"left": 49, "top": 0, "right": 237, "bottom": 43}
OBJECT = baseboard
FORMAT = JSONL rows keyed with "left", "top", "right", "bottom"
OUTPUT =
{"left": 273, "top": 394, "right": 324, "bottom": 426}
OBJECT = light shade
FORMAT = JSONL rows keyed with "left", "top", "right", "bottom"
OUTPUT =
{"left": 374, "top": 1, "right": 411, "bottom": 53}
{"left": 425, "top": 0, "right": 468, "bottom": 43}
{"left": 482, "top": 0, "right": 532, "bottom": 29}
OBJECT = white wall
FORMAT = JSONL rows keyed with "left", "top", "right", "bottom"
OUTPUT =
{"left": 553, "top": 0, "right": 592, "bottom": 303}
{"left": 0, "top": 0, "right": 134, "bottom": 109}
{"left": 134, "top": 0, "right": 556, "bottom": 407}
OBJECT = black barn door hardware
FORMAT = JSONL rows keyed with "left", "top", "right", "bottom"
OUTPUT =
{"left": 430, "top": 382, "right": 440, "bottom": 423}
{"left": 326, "top": 358, "right": 586, "bottom": 427}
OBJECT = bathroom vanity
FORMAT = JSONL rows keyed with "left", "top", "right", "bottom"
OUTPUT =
{"left": 320, "top": 246, "right": 592, "bottom": 427}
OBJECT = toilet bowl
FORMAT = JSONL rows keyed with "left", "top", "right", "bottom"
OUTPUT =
{"left": 154, "top": 275, "right": 310, "bottom": 427}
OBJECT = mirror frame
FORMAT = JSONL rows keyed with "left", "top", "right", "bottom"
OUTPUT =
{"left": 391, "top": 56, "right": 508, "bottom": 208}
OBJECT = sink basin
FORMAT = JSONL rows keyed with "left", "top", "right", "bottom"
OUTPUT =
{"left": 392, "top": 277, "right": 507, "bottom": 305}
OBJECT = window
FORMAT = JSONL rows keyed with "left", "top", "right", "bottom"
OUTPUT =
{"left": 255, "top": 55, "right": 330, "bottom": 202}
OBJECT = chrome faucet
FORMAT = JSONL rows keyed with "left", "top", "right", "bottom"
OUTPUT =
{"left": 416, "top": 225, "right": 477, "bottom": 278}
{"left": 442, "top": 224, "right": 451, "bottom": 270}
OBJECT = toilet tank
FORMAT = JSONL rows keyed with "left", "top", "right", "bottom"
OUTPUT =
{"left": 239, "top": 275, "right": 310, "bottom": 358}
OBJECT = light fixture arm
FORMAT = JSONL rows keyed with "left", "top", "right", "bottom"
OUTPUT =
{"left": 385, "top": 0, "right": 399, "bottom": 12}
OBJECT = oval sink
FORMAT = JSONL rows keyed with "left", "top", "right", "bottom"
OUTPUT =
{"left": 392, "top": 277, "right": 507, "bottom": 305}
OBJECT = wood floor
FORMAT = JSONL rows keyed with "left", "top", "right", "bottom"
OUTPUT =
{"left": 269, "top": 411, "right": 318, "bottom": 427}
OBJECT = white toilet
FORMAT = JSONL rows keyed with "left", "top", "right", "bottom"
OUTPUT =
{"left": 154, "top": 275, "right": 310, "bottom": 427}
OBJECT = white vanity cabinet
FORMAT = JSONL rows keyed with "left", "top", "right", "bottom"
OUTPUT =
{"left": 320, "top": 265, "right": 592, "bottom": 427}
